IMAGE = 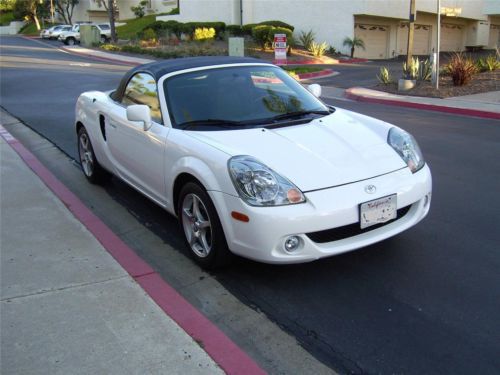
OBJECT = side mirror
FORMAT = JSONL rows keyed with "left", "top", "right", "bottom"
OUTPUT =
{"left": 126, "top": 105, "right": 152, "bottom": 131}
{"left": 307, "top": 84, "right": 322, "bottom": 98}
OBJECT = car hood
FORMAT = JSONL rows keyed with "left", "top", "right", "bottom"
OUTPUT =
{"left": 187, "top": 108, "right": 406, "bottom": 191}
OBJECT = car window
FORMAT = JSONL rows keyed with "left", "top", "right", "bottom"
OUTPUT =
{"left": 63, "top": 26, "right": 71, "bottom": 31}
{"left": 122, "top": 73, "right": 162, "bottom": 124}
{"left": 98, "top": 24, "right": 110, "bottom": 30}
{"left": 164, "top": 66, "right": 327, "bottom": 128}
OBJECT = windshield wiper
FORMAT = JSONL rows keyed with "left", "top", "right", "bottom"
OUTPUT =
{"left": 177, "top": 119, "right": 245, "bottom": 130}
{"left": 264, "top": 110, "right": 330, "bottom": 124}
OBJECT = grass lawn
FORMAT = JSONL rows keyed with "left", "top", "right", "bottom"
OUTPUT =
{"left": 116, "top": 14, "right": 157, "bottom": 40}
{"left": 282, "top": 66, "right": 324, "bottom": 74}
{"left": 0, "top": 11, "right": 16, "bottom": 26}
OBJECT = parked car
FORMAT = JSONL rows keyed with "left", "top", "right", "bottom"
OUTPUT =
{"left": 40, "top": 25, "right": 59, "bottom": 39}
{"left": 45, "top": 25, "right": 71, "bottom": 40}
{"left": 59, "top": 23, "right": 111, "bottom": 45}
{"left": 75, "top": 57, "right": 432, "bottom": 268}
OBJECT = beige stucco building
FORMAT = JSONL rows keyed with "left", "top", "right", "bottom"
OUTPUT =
{"left": 156, "top": 0, "right": 500, "bottom": 59}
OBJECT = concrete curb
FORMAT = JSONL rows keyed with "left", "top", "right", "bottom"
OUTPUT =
{"left": 60, "top": 46, "right": 142, "bottom": 66}
{"left": 297, "top": 68, "right": 337, "bottom": 80}
{"left": 0, "top": 125, "right": 266, "bottom": 375}
{"left": 345, "top": 87, "right": 500, "bottom": 120}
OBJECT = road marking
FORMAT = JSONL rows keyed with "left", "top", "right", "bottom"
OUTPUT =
{"left": 21, "top": 36, "right": 71, "bottom": 55}
{"left": 70, "top": 63, "right": 91, "bottom": 67}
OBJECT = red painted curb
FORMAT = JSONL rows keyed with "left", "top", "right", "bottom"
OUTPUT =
{"left": 0, "top": 125, "right": 266, "bottom": 375}
{"left": 345, "top": 88, "right": 500, "bottom": 120}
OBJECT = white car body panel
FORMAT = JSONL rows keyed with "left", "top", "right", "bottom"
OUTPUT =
{"left": 186, "top": 109, "right": 407, "bottom": 192}
{"left": 75, "top": 62, "right": 432, "bottom": 264}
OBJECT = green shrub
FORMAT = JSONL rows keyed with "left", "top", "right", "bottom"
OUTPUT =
{"left": 376, "top": 67, "right": 393, "bottom": 84}
{"left": 193, "top": 27, "right": 215, "bottom": 41}
{"left": 258, "top": 20, "right": 294, "bottom": 32}
{"left": 402, "top": 57, "right": 419, "bottom": 80}
{"left": 0, "top": 0, "right": 16, "bottom": 11}
{"left": 166, "top": 7, "right": 179, "bottom": 15}
{"left": 308, "top": 41, "right": 328, "bottom": 57}
{"left": 476, "top": 55, "right": 500, "bottom": 72}
{"left": 418, "top": 59, "right": 432, "bottom": 81}
{"left": 226, "top": 25, "right": 244, "bottom": 36}
{"left": 445, "top": 53, "right": 477, "bottom": 86}
{"left": 121, "top": 45, "right": 144, "bottom": 54}
{"left": 298, "top": 29, "right": 315, "bottom": 50}
{"left": 252, "top": 25, "right": 293, "bottom": 50}
{"left": 131, "top": 0, "right": 148, "bottom": 18}
{"left": 328, "top": 46, "right": 338, "bottom": 55}
{"left": 242, "top": 23, "right": 258, "bottom": 36}
{"left": 146, "top": 20, "right": 183, "bottom": 38}
{"left": 252, "top": 25, "right": 273, "bottom": 49}
{"left": 141, "top": 28, "right": 156, "bottom": 41}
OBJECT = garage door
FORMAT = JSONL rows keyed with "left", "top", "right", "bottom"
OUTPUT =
{"left": 440, "top": 23, "right": 464, "bottom": 52}
{"left": 354, "top": 24, "right": 389, "bottom": 59}
{"left": 489, "top": 24, "right": 499, "bottom": 49}
{"left": 397, "top": 23, "right": 432, "bottom": 55}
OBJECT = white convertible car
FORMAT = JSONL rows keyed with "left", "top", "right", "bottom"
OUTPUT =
{"left": 76, "top": 57, "right": 432, "bottom": 268}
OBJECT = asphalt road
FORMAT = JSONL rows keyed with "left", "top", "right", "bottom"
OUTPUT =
{"left": 1, "top": 36, "right": 499, "bottom": 374}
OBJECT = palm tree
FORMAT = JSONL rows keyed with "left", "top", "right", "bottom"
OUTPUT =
{"left": 343, "top": 37, "right": 365, "bottom": 58}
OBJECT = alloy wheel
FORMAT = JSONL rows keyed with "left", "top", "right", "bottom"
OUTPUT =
{"left": 181, "top": 193, "right": 212, "bottom": 258}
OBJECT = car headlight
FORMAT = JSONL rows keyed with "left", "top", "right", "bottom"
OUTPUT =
{"left": 388, "top": 127, "right": 425, "bottom": 173}
{"left": 228, "top": 156, "right": 305, "bottom": 206}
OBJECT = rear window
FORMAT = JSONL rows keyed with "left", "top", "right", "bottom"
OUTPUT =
{"left": 98, "top": 24, "right": 110, "bottom": 30}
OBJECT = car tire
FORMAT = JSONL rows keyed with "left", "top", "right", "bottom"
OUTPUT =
{"left": 65, "top": 37, "right": 75, "bottom": 46}
{"left": 100, "top": 35, "right": 107, "bottom": 44}
{"left": 178, "top": 182, "right": 233, "bottom": 269}
{"left": 77, "top": 127, "right": 108, "bottom": 184}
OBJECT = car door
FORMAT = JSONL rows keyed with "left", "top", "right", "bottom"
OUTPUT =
{"left": 106, "top": 72, "right": 169, "bottom": 205}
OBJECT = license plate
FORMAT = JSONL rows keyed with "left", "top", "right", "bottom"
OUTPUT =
{"left": 360, "top": 194, "right": 397, "bottom": 229}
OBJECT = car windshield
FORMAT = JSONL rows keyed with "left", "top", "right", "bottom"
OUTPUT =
{"left": 98, "top": 24, "right": 110, "bottom": 30}
{"left": 163, "top": 65, "right": 329, "bottom": 130}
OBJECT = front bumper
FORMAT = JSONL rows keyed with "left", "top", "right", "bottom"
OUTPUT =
{"left": 209, "top": 165, "right": 432, "bottom": 264}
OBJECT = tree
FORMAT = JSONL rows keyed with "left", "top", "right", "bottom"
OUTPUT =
{"left": 54, "top": 0, "right": 79, "bottom": 25}
{"left": 342, "top": 36, "right": 365, "bottom": 58}
{"left": 13, "top": 0, "right": 49, "bottom": 30}
{"left": 107, "top": 0, "right": 117, "bottom": 42}
{"left": 92, "top": 0, "right": 117, "bottom": 41}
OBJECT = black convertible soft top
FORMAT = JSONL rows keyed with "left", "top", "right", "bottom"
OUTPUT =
{"left": 111, "top": 56, "right": 270, "bottom": 102}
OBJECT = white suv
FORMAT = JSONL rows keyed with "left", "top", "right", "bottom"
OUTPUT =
{"left": 59, "top": 23, "right": 112, "bottom": 45}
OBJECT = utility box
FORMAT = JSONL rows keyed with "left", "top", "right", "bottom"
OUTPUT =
{"left": 80, "top": 24, "right": 100, "bottom": 47}
{"left": 466, "top": 21, "right": 490, "bottom": 47}
{"left": 228, "top": 37, "right": 244, "bottom": 57}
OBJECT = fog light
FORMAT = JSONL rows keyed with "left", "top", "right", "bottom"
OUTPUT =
{"left": 284, "top": 236, "right": 300, "bottom": 252}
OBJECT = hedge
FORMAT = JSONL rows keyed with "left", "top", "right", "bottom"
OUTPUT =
{"left": 257, "top": 20, "right": 294, "bottom": 32}
{"left": 252, "top": 25, "right": 293, "bottom": 49}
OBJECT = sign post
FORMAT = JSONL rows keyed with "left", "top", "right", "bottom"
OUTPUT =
{"left": 274, "top": 33, "right": 287, "bottom": 65}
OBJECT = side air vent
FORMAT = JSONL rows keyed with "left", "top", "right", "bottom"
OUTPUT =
{"left": 99, "top": 115, "right": 106, "bottom": 141}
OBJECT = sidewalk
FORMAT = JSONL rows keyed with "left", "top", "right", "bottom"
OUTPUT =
{"left": 0, "top": 132, "right": 228, "bottom": 373}
{"left": 344, "top": 87, "right": 500, "bottom": 120}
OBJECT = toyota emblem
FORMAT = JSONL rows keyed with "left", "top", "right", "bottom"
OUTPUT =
{"left": 365, "top": 185, "right": 376, "bottom": 194}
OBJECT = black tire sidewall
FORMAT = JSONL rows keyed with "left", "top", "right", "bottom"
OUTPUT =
{"left": 78, "top": 127, "right": 104, "bottom": 184}
{"left": 178, "top": 182, "right": 232, "bottom": 269}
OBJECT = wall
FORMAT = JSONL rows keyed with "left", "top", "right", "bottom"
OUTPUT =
{"left": 156, "top": 0, "right": 497, "bottom": 58}
{"left": 0, "top": 21, "right": 25, "bottom": 35}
